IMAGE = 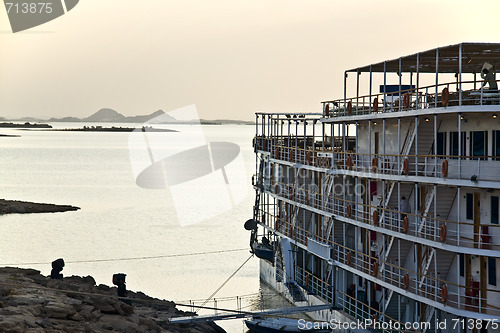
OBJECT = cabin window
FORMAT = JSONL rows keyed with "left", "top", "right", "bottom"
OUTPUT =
{"left": 466, "top": 193, "right": 473, "bottom": 220}
{"left": 459, "top": 253, "right": 464, "bottom": 277}
{"left": 494, "top": 130, "right": 500, "bottom": 159}
{"left": 489, "top": 257, "right": 497, "bottom": 286}
{"left": 470, "top": 131, "right": 488, "bottom": 160}
{"left": 436, "top": 132, "right": 446, "bottom": 156}
{"left": 492, "top": 196, "right": 499, "bottom": 225}
{"left": 450, "top": 132, "right": 466, "bottom": 158}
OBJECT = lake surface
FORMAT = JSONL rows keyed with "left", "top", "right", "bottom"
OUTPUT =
{"left": 0, "top": 123, "right": 264, "bottom": 332}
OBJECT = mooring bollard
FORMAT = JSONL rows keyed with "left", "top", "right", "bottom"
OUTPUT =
{"left": 50, "top": 258, "right": 65, "bottom": 279}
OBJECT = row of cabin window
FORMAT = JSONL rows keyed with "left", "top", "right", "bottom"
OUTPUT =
{"left": 435, "top": 130, "right": 500, "bottom": 159}
{"left": 463, "top": 194, "right": 498, "bottom": 286}
{"left": 465, "top": 194, "right": 499, "bottom": 224}
{"left": 459, "top": 254, "right": 497, "bottom": 287}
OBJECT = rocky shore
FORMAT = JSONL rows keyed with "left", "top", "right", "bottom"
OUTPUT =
{"left": 0, "top": 199, "right": 80, "bottom": 215}
{"left": 0, "top": 267, "right": 225, "bottom": 333}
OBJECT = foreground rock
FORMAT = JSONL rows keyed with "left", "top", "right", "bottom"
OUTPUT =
{"left": 0, "top": 267, "right": 225, "bottom": 333}
{"left": 0, "top": 199, "right": 80, "bottom": 215}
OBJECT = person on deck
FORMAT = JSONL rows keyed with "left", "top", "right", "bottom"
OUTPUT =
{"left": 400, "top": 196, "right": 411, "bottom": 220}
{"left": 481, "top": 62, "right": 498, "bottom": 92}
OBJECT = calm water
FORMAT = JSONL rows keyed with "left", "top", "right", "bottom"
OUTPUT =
{"left": 0, "top": 123, "right": 264, "bottom": 332}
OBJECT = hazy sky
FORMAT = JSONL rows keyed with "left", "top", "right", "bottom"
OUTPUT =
{"left": 1, "top": 0, "right": 499, "bottom": 121}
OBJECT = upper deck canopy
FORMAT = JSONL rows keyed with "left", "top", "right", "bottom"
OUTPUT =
{"left": 347, "top": 42, "right": 500, "bottom": 74}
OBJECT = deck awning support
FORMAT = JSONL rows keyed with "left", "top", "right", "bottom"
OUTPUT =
{"left": 343, "top": 71, "right": 347, "bottom": 116}
{"left": 416, "top": 52, "right": 420, "bottom": 109}
{"left": 383, "top": 61, "right": 387, "bottom": 113}
{"left": 435, "top": 48, "right": 439, "bottom": 108}
{"left": 398, "top": 58, "right": 402, "bottom": 109}
{"left": 356, "top": 69, "right": 360, "bottom": 114}
{"left": 369, "top": 65, "right": 373, "bottom": 113}
{"left": 459, "top": 43, "right": 463, "bottom": 106}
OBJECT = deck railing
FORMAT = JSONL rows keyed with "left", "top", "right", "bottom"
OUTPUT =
{"left": 336, "top": 290, "right": 416, "bottom": 333}
{"left": 257, "top": 208, "right": 500, "bottom": 317}
{"left": 253, "top": 175, "right": 500, "bottom": 251}
{"left": 253, "top": 138, "right": 500, "bottom": 183}
{"left": 321, "top": 80, "right": 500, "bottom": 118}
{"left": 294, "top": 265, "right": 333, "bottom": 304}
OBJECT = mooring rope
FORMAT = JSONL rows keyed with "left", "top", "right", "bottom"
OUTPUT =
{"left": 195, "top": 253, "right": 254, "bottom": 313}
{"left": 0, "top": 248, "right": 249, "bottom": 266}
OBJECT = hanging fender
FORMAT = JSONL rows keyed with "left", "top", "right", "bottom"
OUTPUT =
{"left": 441, "top": 87, "right": 450, "bottom": 107}
{"left": 403, "top": 93, "right": 410, "bottom": 109}
{"left": 346, "top": 156, "right": 353, "bottom": 170}
{"left": 440, "top": 224, "right": 447, "bottom": 242}
{"left": 347, "top": 101, "right": 353, "bottom": 115}
{"left": 441, "top": 285, "right": 448, "bottom": 303}
{"left": 442, "top": 160, "right": 449, "bottom": 178}
{"left": 403, "top": 158, "right": 409, "bottom": 175}
{"left": 403, "top": 216, "right": 409, "bottom": 234}
{"left": 403, "top": 273, "right": 410, "bottom": 290}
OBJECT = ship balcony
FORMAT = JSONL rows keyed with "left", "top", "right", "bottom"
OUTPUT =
{"left": 338, "top": 151, "right": 500, "bottom": 184}
{"left": 257, "top": 208, "right": 500, "bottom": 318}
{"left": 333, "top": 242, "right": 500, "bottom": 318}
{"left": 254, "top": 137, "right": 500, "bottom": 184}
{"left": 294, "top": 265, "right": 333, "bottom": 304}
{"left": 322, "top": 80, "right": 500, "bottom": 119}
{"left": 255, "top": 177, "right": 500, "bottom": 252}
{"left": 336, "top": 289, "right": 403, "bottom": 332}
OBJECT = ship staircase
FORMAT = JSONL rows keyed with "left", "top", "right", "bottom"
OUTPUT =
{"left": 379, "top": 238, "right": 412, "bottom": 321}
{"left": 378, "top": 126, "right": 457, "bottom": 323}
{"left": 419, "top": 301, "right": 438, "bottom": 333}
{"left": 383, "top": 118, "right": 419, "bottom": 207}
{"left": 253, "top": 189, "right": 261, "bottom": 220}
{"left": 285, "top": 281, "right": 307, "bottom": 302}
{"left": 379, "top": 181, "right": 415, "bottom": 273}
{"left": 382, "top": 118, "right": 441, "bottom": 208}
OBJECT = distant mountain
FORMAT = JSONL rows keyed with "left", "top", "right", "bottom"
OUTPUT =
{"left": 48, "top": 109, "right": 176, "bottom": 123}
{"left": 206, "top": 119, "right": 255, "bottom": 125}
{"left": 6, "top": 109, "right": 254, "bottom": 125}
{"left": 47, "top": 116, "right": 81, "bottom": 122}
{"left": 128, "top": 110, "right": 176, "bottom": 123}
{"left": 16, "top": 117, "right": 44, "bottom": 122}
{"left": 83, "top": 108, "right": 125, "bottom": 122}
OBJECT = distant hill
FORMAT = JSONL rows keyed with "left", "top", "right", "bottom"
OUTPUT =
{"left": 47, "top": 116, "right": 81, "bottom": 122}
{"left": 206, "top": 119, "right": 254, "bottom": 125}
{"left": 8, "top": 109, "right": 254, "bottom": 125}
{"left": 48, "top": 109, "right": 176, "bottom": 123}
{"left": 83, "top": 108, "right": 125, "bottom": 122}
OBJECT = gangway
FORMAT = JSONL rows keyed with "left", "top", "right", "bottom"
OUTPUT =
{"left": 169, "top": 303, "right": 333, "bottom": 324}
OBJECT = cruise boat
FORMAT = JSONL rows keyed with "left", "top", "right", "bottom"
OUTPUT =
{"left": 250, "top": 42, "right": 500, "bottom": 332}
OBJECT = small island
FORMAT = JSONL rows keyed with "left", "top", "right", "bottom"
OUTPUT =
{"left": 0, "top": 199, "right": 80, "bottom": 215}
{"left": 52, "top": 126, "right": 178, "bottom": 133}
{"left": 0, "top": 122, "right": 52, "bottom": 129}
